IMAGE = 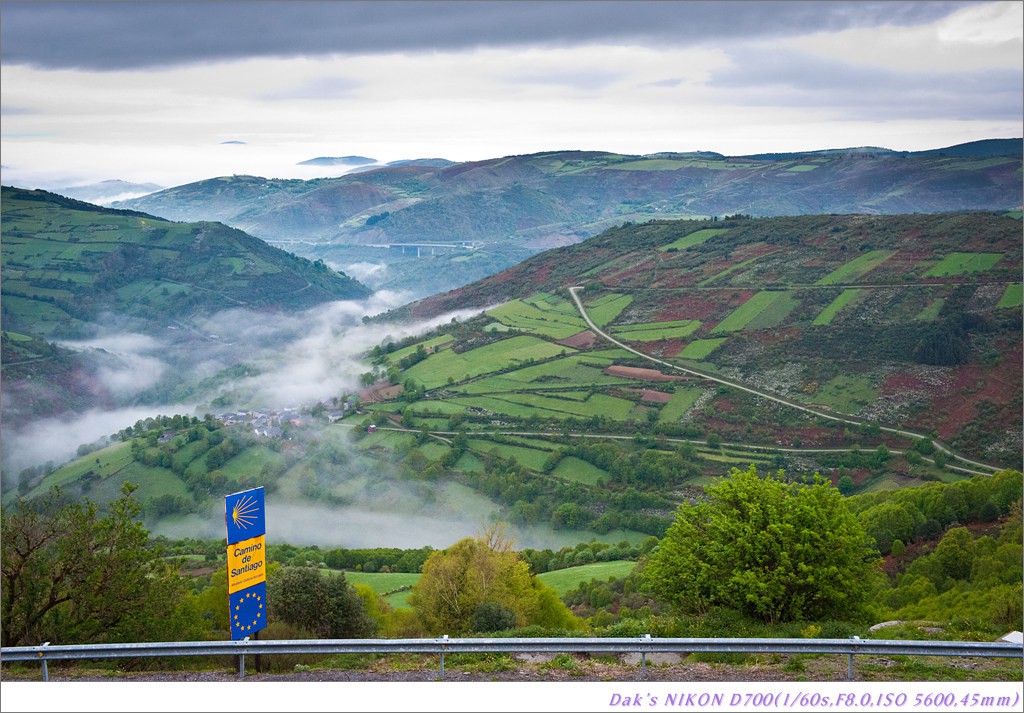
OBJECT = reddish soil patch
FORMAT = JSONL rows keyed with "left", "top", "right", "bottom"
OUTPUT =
{"left": 605, "top": 257, "right": 656, "bottom": 286}
{"left": 605, "top": 365, "right": 688, "bottom": 382}
{"left": 557, "top": 330, "right": 598, "bottom": 348}
{"left": 360, "top": 381, "right": 405, "bottom": 403}
{"left": 623, "top": 388, "right": 673, "bottom": 403}
{"left": 652, "top": 293, "right": 737, "bottom": 322}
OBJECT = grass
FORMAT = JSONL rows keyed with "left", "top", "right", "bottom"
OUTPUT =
{"left": 922, "top": 252, "right": 1002, "bottom": 277}
{"left": 536, "top": 560, "right": 637, "bottom": 595}
{"left": 453, "top": 356, "right": 631, "bottom": 394}
{"left": 996, "top": 283, "right": 1022, "bottom": 309}
{"left": 611, "top": 320, "right": 701, "bottom": 341}
{"left": 813, "top": 289, "right": 862, "bottom": 326}
{"left": 486, "top": 299, "right": 587, "bottom": 339}
{"left": 584, "top": 293, "right": 633, "bottom": 327}
{"left": 403, "top": 335, "right": 574, "bottom": 389}
{"left": 678, "top": 338, "right": 727, "bottom": 360}
{"left": 467, "top": 440, "right": 554, "bottom": 471}
{"left": 712, "top": 291, "right": 792, "bottom": 333}
{"left": 658, "top": 386, "right": 705, "bottom": 423}
{"left": 810, "top": 375, "right": 879, "bottom": 414}
{"left": 914, "top": 298, "right": 945, "bottom": 321}
{"left": 551, "top": 456, "right": 608, "bottom": 485}
{"left": 658, "top": 228, "right": 731, "bottom": 252}
{"left": 816, "top": 250, "right": 896, "bottom": 285}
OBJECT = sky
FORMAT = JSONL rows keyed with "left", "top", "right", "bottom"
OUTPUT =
{"left": 1, "top": 1, "right": 1022, "bottom": 190}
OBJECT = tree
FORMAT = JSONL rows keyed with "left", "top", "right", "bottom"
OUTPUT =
{"left": 1, "top": 483, "right": 196, "bottom": 647}
{"left": 409, "top": 525, "right": 579, "bottom": 634}
{"left": 267, "top": 566, "right": 375, "bottom": 639}
{"left": 642, "top": 465, "right": 881, "bottom": 624}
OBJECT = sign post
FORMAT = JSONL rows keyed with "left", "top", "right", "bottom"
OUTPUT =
{"left": 225, "top": 487, "right": 267, "bottom": 646}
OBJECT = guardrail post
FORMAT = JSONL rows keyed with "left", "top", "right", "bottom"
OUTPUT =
{"left": 641, "top": 634, "right": 651, "bottom": 676}
{"left": 240, "top": 636, "right": 249, "bottom": 679}
{"left": 848, "top": 636, "right": 860, "bottom": 681}
{"left": 439, "top": 635, "right": 448, "bottom": 680}
{"left": 39, "top": 642, "right": 50, "bottom": 682}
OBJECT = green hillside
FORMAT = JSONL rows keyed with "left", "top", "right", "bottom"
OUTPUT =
{"left": 1, "top": 186, "right": 370, "bottom": 341}
{"left": 385, "top": 213, "right": 1022, "bottom": 468}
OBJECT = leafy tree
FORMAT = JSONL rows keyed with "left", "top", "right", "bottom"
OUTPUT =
{"left": 642, "top": 465, "right": 881, "bottom": 624}
{"left": 1, "top": 483, "right": 196, "bottom": 647}
{"left": 266, "top": 566, "right": 375, "bottom": 638}
{"left": 409, "top": 525, "right": 579, "bottom": 634}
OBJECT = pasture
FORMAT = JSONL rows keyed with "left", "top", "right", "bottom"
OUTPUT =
{"left": 816, "top": 250, "right": 895, "bottom": 285}
{"left": 711, "top": 291, "right": 792, "bottom": 333}
{"left": 584, "top": 293, "right": 634, "bottom": 327}
{"left": 611, "top": 319, "right": 701, "bottom": 341}
{"left": 996, "top": 283, "right": 1022, "bottom": 309}
{"left": 677, "top": 338, "right": 726, "bottom": 360}
{"left": 922, "top": 252, "right": 1002, "bottom": 277}
{"left": 658, "top": 228, "right": 731, "bottom": 252}
{"left": 813, "top": 289, "right": 862, "bottom": 326}
{"left": 402, "top": 335, "right": 573, "bottom": 389}
{"left": 657, "top": 386, "right": 705, "bottom": 423}
{"left": 536, "top": 560, "right": 637, "bottom": 595}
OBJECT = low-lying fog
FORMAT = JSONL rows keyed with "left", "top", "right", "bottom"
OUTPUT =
{"left": 1, "top": 290, "right": 481, "bottom": 480}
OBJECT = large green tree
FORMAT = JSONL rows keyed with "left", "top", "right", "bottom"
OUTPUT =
{"left": 266, "top": 566, "right": 375, "bottom": 639}
{"left": 1, "top": 483, "right": 197, "bottom": 647}
{"left": 642, "top": 465, "right": 881, "bottom": 624}
{"left": 410, "top": 526, "right": 579, "bottom": 634}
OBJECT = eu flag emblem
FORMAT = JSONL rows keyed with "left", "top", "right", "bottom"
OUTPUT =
{"left": 229, "top": 581, "right": 267, "bottom": 640}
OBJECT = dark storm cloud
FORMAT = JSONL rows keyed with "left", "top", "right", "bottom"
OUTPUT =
{"left": 709, "top": 49, "right": 1024, "bottom": 121}
{"left": 0, "top": 1, "right": 972, "bottom": 71}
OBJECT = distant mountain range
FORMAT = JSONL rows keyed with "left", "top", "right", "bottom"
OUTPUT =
{"left": 116, "top": 140, "right": 1023, "bottom": 298}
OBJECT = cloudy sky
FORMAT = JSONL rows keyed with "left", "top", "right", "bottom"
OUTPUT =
{"left": 1, "top": 1, "right": 1021, "bottom": 189}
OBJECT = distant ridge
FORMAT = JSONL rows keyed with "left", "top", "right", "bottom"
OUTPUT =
{"left": 297, "top": 156, "right": 377, "bottom": 166}
{"left": 738, "top": 138, "right": 1023, "bottom": 161}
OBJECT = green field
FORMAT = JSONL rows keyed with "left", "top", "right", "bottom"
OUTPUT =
{"left": 452, "top": 354, "right": 630, "bottom": 394}
{"left": 486, "top": 298, "right": 587, "bottom": 339}
{"left": 677, "top": 338, "right": 726, "bottom": 360}
{"left": 813, "top": 289, "right": 862, "bottom": 326}
{"left": 810, "top": 375, "right": 879, "bottom": 414}
{"left": 584, "top": 293, "right": 633, "bottom": 327}
{"left": 658, "top": 228, "right": 731, "bottom": 252}
{"left": 611, "top": 320, "right": 701, "bottom": 341}
{"left": 467, "top": 440, "right": 553, "bottom": 471}
{"left": 996, "top": 283, "right": 1022, "bottom": 309}
{"left": 536, "top": 561, "right": 637, "bottom": 595}
{"left": 402, "top": 335, "right": 574, "bottom": 389}
{"left": 551, "top": 456, "right": 608, "bottom": 485}
{"left": 816, "top": 250, "right": 895, "bottom": 285}
{"left": 923, "top": 252, "right": 1002, "bottom": 277}
{"left": 657, "top": 386, "right": 705, "bottom": 423}
{"left": 914, "top": 298, "right": 945, "bottom": 321}
{"left": 712, "top": 291, "right": 793, "bottom": 333}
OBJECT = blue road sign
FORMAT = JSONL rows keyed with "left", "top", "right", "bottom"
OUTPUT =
{"left": 225, "top": 487, "right": 265, "bottom": 545}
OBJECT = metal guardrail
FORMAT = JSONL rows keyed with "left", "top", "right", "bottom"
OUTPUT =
{"left": 3, "top": 636, "right": 1021, "bottom": 681}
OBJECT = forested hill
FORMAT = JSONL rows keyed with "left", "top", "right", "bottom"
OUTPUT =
{"left": 1, "top": 185, "right": 370, "bottom": 341}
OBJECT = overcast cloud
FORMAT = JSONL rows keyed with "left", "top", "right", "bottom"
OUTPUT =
{"left": 0, "top": 1, "right": 1021, "bottom": 190}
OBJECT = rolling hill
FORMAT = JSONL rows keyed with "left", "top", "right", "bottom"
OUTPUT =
{"left": 1, "top": 186, "right": 370, "bottom": 422}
